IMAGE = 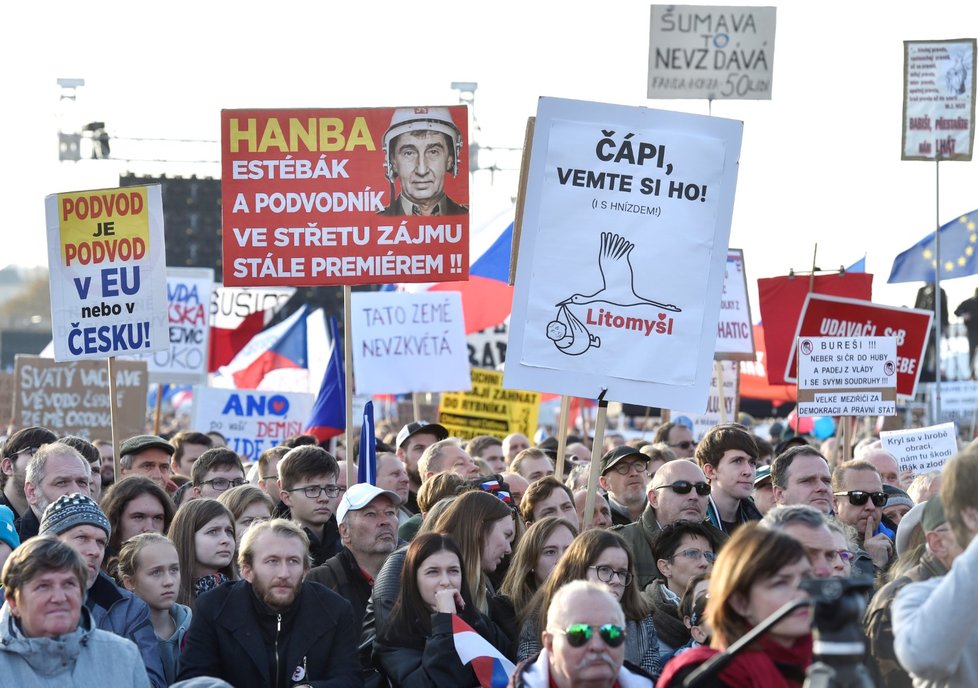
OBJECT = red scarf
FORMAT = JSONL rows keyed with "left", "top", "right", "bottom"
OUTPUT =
{"left": 659, "top": 634, "right": 813, "bottom": 687}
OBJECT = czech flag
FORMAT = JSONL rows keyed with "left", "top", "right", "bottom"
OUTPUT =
{"left": 396, "top": 206, "right": 515, "bottom": 334}
{"left": 305, "top": 317, "right": 346, "bottom": 442}
{"left": 452, "top": 614, "right": 515, "bottom": 688}
{"left": 214, "top": 306, "right": 329, "bottom": 393}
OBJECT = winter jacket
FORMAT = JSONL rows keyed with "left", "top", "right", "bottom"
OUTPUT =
{"left": 178, "top": 578, "right": 363, "bottom": 688}
{"left": 306, "top": 546, "right": 375, "bottom": 631}
{"left": 158, "top": 602, "right": 192, "bottom": 685}
{"left": 0, "top": 603, "right": 149, "bottom": 687}
{"left": 705, "top": 494, "right": 762, "bottom": 534}
{"left": 374, "top": 611, "right": 508, "bottom": 688}
{"left": 893, "top": 532, "right": 978, "bottom": 687}
{"left": 508, "top": 649, "right": 654, "bottom": 688}
{"left": 86, "top": 569, "right": 166, "bottom": 688}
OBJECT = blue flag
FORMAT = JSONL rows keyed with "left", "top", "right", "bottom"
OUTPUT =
{"left": 846, "top": 255, "right": 866, "bottom": 273}
{"left": 358, "top": 401, "right": 377, "bottom": 485}
{"left": 888, "top": 210, "right": 978, "bottom": 283}
{"left": 304, "top": 316, "right": 345, "bottom": 442}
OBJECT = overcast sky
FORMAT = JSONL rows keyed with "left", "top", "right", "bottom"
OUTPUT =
{"left": 3, "top": 0, "right": 977, "bottom": 319}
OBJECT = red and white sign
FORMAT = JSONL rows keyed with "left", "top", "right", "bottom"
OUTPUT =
{"left": 221, "top": 106, "right": 469, "bottom": 286}
{"left": 785, "top": 294, "right": 932, "bottom": 397}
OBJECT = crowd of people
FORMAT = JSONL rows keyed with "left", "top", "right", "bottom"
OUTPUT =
{"left": 0, "top": 417, "right": 976, "bottom": 687}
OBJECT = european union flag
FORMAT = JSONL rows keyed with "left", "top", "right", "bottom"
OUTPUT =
{"left": 888, "top": 210, "right": 978, "bottom": 283}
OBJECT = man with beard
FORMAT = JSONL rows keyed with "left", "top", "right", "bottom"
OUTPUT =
{"left": 306, "top": 483, "right": 402, "bottom": 629}
{"left": 396, "top": 421, "right": 448, "bottom": 513}
{"left": 599, "top": 446, "right": 651, "bottom": 525}
{"left": 0, "top": 426, "right": 57, "bottom": 530}
{"left": 178, "top": 518, "right": 362, "bottom": 687}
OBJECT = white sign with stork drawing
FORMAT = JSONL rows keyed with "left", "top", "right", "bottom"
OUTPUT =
{"left": 504, "top": 97, "right": 743, "bottom": 410}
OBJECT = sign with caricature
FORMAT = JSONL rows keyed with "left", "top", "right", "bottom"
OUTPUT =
{"left": 505, "top": 97, "right": 743, "bottom": 410}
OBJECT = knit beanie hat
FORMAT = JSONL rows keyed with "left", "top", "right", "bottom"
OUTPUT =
{"left": 40, "top": 493, "right": 111, "bottom": 538}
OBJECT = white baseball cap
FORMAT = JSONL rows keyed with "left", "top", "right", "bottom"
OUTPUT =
{"left": 337, "top": 483, "right": 402, "bottom": 524}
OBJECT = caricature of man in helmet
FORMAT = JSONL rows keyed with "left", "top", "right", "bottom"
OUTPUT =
{"left": 379, "top": 107, "right": 468, "bottom": 217}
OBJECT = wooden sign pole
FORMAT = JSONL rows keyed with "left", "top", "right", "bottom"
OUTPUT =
{"left": 583, "top": 390, "right": 609, "bottom": 529}
{"left": 107, "top": 357, "right": 122, "bottom": 482}
{"left": 555, "top": 395, "right": 570, "bottom": 479}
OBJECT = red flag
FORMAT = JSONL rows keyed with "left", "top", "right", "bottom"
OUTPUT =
{"left": 757, "top": 273, "right": 873, "bottom": 385}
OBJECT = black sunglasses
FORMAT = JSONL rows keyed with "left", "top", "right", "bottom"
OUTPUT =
{"left": 833, "top": 490, "right": 888, "bottom": 507}
{"left": 553, "top": 623, "right": 626, "bottom": 648}
{"left": 654, "top": 480, "right": 711, "bottom": 496}
{"left": 669, "top": 441, "right": 696, "bottom": 451}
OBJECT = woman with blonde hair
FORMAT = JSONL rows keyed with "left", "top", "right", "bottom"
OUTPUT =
{"left": 658, "top": 524, "right": 813, "bottom": 687}
{"left": 518, "top": 528, "right": 661, "bottom": 678}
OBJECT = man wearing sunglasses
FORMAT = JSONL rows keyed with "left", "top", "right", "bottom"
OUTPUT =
{"left": 695, "top": 424, "right": 762, "bottom": 534}
{"left": 832, "top": 459, "right": 894, "bottom": 573}
{"left": 511, "top": 579, "right": 655, "bottom": 687}
{"left": 619, "top": 458, "right": 725, "bottom": 588}
{"left": 653, "top": 422, "right": 696, "bottom": 459}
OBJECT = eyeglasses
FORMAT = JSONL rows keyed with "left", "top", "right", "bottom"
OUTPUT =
{"left": 260, "top": 474, "right": 277, "bottom": 481}
{"left": 654, "top": 481, "right": 712, "bottom": 496}
{"left": 672, "top": 548, "right": 717, "bottom": 563}
{"left": 287, "top": 484, "right": 343, "bottom": 499}
{"left": 610, "top": 460, "right": 648, "bottom": 475}
{"left": 200, "top": 477, "right": 248, "bottom": 492}
{"left": 552, "top": 623, "right": 627, "bottom": 648}
{"left": 833, "top": 490, "right": 888, "bottom": 507}
{"left": 836, "top": 550, "right": 856, "bottom": 563}
{"left": 8, "top": 446, "right": 39, "bottom": 460}
{"left": 668, "top": 441, "right": 696, "bottom": 451}
{"left": 588, "top": 565, "right": 632, "bottom": 586}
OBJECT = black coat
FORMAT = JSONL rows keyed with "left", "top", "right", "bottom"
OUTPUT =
{"left": 178, "top": 579, "right": 363, "bottom": 688}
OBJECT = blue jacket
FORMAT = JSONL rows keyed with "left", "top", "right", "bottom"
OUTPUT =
{"left": 158, "top": 602, "right": 192, "bottom": 685}
{"left": 85, "top": 570, "right": 166, "bottom": 688}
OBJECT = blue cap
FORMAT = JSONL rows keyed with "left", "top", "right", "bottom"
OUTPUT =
{"left": 0, "top": 505, "right": 20, "bottom": 551}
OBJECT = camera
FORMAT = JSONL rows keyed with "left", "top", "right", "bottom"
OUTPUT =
{"left": 800, "top": 576, "right": 876, "bottom": 688}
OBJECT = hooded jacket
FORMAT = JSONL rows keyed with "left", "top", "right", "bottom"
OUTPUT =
{"left": 0, "top": 603, "right": 149, "bottom": 686}
{"left": 158, "top": 602, "right": 192, "bottom": 685}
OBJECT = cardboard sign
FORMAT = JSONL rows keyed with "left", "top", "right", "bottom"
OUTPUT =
{"left": 675, "top": 360, "right": 739, "bottom": 437}
{"left": 12, "top": 355, "right": 148, "bottom": 440}
{"left": 438, "top": 368, "right": 540, "bottom": 441}
{"left": 192, "top": 386, "right": 314, "bottom": 460}
{"left": 126, "top": 268, "right": 213, "bottom": 384}
{"left": 786, "top": 294, "right": 931, "bottom": 397}
{"left": 715, "top": 249, "right": 754, "bottom": 360}
{"left": 350, "top": 291, "right": 470, "bottom": 395}
{"left": 504, "top": 97, "right": 743, "bottom": 410}
{"left": 881, "top": 422, "right": 958, "bottom": 474}
{"left": 221, "top": 106, "right": 469, "bottom": 286}
{"left": 45, "top": 185, "right": 169, "bottom": 361}
{"left": 0, "top": 372, "right": 14, "bottom": 427}
{"left": 647, "top": 5, "right": 777, "bottom": 100}
{"left": 924, "top": 380, "right": 978, "bottom": 426}
{"left": 902, "top": 39, "right": 976, "bottom": 161}
{"left": 796, "top": 336, "right": 898, "bottom": 416}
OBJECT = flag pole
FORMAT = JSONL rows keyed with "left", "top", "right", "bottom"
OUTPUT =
{"left": 555, "top": 395, "right": 570, "bottom": 479}
{"left": 934, "top": 158, "right": 943, "bottom": 421}
{"left": 583, "top": 390, "right": 609, "bottom": 529}
{"left": 343, "top": 286, "right": 355, "bottom": 487}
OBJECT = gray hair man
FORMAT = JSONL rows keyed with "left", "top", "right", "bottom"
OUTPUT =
{"left": 21, "top": 442, "right": 91, "bottom": 541}
{"left": 759, "top": 504, "right": 838, "bottom": 578}
{"left": 510, "top": 579, "right": 654, "bottom": 687}
{"left": 418, "top": 438, "right": 480, "bottom": 481}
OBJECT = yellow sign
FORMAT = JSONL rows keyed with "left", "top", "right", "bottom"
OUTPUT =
{"left": 439, "top": 368, "right": 540, "bottom": 440}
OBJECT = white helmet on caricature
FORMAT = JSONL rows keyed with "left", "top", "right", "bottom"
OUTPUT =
{"left": 383, "top": 107, "right": 463, "bottom": 182}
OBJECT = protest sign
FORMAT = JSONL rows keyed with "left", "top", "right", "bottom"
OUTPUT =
{"left": 45, "top": 185, "right": 169, "bottom": 362}
{"left": 881, "top": 422, "right": 958, "bottom": 474}
{"left": 13, "top": 355, "right": 148, "bottom": 440}
{"left": 468, "top": 324, "right": 509, "bottom": 370}
{"left": 208, "top": 285, "right": 294, "bottom": 372}
{"left": 647, "top": 5, "right": 777, "bottom": 100}
{"left": 796, "top": 336, "right": 898, "bottom": 417}
{"left": 350, "top": 291, "right": 470, "bottom": 395}
{"left": 221, "top": 106, "right": 469, "bottom": 286}
{"left": 438, "top": 368, "right": 540, "bottom": 441}
{"left": 924, "top": 380, "right": 978, "bottom": 426}
{"left": 902, "top": 39, "right": 976, "bottom": 161}
{"left": 674, "top": 360, "right": 739, "bottom": 438}
{"left": 785, "top": 294, "right": 932, "bottom": 397}
{"left": 0, "top": 372, "right": 13, "bottom": 427}
{"left": 126, "top": 268, "right": 213, "bottom": 384}
{"left": 192, "top": 386, "right": 314, "bottom": 460}
{"left": 715, "top": 249, "right": 754, "bottom": 360}
{"left": 505, "top": 97, "right": 743, "bottom": 410}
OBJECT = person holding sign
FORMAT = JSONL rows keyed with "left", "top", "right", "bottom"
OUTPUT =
{"left": 378, "top": 107, "right": 468, "bottom": 217}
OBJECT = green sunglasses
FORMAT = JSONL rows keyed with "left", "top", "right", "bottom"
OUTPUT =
{"left": 553, "top": 623, "right": 626, "bottom": 648}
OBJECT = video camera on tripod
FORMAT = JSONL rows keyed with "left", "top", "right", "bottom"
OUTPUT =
{"left": 683, "top": 575, "right": 876, "bottom": 688}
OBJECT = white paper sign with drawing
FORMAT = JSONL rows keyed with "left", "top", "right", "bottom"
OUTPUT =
{"left": 505, "top": 97, "right": 743, "bottom": 410}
